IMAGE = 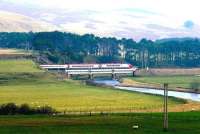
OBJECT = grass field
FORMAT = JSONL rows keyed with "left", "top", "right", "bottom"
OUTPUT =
{"left": 1, "top": 59, "right": 200, "bottom": 133}
{"left": 127, "top": 76, "right": 200, "bottom": 90}
{"left": 0, "top": 59, "right": 187, "bottom": 112}
{"left": 0, "top": 112, "right": 200, "bottom": 134}
{"left": 0, "top": 73, "right": 184, "bottom": 112}
{"left": 0, "top": 59, "right": 43, "bottom": 73}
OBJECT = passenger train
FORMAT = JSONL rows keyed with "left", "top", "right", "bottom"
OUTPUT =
{"left": 40, "top": 63, "right": 135, "bottom": 70}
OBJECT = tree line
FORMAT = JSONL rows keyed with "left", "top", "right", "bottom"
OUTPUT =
{"left": 0, "top": 31, "right": 200, "bottom": 68}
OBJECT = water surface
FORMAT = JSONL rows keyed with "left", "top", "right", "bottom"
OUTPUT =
{"left": 93, "top": 79, "right": 200, "bottom": 102}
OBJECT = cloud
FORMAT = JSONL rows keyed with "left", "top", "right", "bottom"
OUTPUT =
{"left": 121, "top": 8, "right": 161, "bottom": 16}
{"left": 85, "top": 23, "right": 97, "bottom": 30}
{"left": 146, "top": 24, "right": 174, "bottom": 31}
{"left": 1, "top": 0, "right": 200, "bottom": 40}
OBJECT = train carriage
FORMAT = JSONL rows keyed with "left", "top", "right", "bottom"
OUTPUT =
{"left": 40, "top": 63, "right": 137, "bottom": 77}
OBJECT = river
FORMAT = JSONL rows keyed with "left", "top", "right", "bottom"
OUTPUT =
{"left": 93, "top": 79, "right": 200, "bottom": 102}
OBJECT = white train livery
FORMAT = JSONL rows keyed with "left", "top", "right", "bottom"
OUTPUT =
{"left": 40, "top": 63, "right": 134, "bottom": 70}
{"left": 40, "top": 63, "right": 137, "bottom": 76}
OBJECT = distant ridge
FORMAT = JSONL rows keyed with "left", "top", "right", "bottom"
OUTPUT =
{"left": 156, "top": 37, "right": 200, "bottom": 43}
{"left": 0, "top": 10, "right": 59, "bottom": 32}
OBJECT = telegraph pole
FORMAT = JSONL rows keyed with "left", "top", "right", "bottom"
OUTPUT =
{"left": 163, "top": 83, "right": 168, "bottom": 132}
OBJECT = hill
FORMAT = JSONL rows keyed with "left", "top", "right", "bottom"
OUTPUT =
{"left": 0, "top": 11, "right": 58, "bottom": 32}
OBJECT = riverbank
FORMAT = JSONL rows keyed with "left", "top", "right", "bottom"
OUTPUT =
{"left": 121, "top": 77, "right": 200, "bottom": 94}
{"left": 90, "top": 79, "right": 200, "bottom": 111}
{"left": 135, "top": 68, "right": 200, "bottom": 76}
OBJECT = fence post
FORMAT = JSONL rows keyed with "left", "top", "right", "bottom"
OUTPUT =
{"left": 163, "top": 83, "right": 168, "bottom": 132}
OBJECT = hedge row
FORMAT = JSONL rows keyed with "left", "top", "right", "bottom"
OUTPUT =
{"left": 0, "top": 103, "right": 57, "bottom": 115}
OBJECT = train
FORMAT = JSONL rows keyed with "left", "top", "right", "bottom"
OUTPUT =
{"left": 40, "top": 63, "right": 137, "bottom": 77}
{"left": 40, "top": 63, "right": 135, "bottom": 70}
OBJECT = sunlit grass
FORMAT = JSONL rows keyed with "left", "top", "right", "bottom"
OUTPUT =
{"left": 0, "top": 59, "right": 185, "bottom": 112}
{"left": 129, "top": 75, "right": 200, "bottom": 89}
{"left": 0, "top": 73, "right": 183, "bottom": 112}
{"left": 0, "top": 59, "right": 43, "bottom": 73}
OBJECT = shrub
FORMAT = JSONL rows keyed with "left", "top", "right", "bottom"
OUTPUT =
{"left": 18, "top": 104, "right": 33, "bottom": 115}
{"left": 36, "top": 105, "right": 56, "bottom": 114}
{"left": 0, "top": 103, "right": 18, "bottom": 115}
{"left": 0, "top": 103, "right": 57, "bottom": 115}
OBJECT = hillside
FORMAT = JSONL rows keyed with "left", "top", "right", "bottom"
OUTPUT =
{"left": 0, "top": 59, "right": 42, "bottom": 73}
{"left": 0, "top": 11, "right": 58, "bottom": 32}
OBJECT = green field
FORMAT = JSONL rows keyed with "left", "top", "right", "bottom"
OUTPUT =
{"left": 1, "top": 59, "right": 200, "bottom": 133}
{"left": 0, "top": 59, "right": 43, "bottom": 73}
{"left": 0, "top": 112, "right": 200, "bottom": 134}
{"left": 0, "top": 59, "right": 185, "bottom": 112}
{"left": 0, "top": 73, "right": 184, "bottom": 112}
{"left": 129, "top": 76, "right": 200, "bottom": 89}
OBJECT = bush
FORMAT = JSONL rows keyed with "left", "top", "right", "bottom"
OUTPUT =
{"left": 0, "top": 103, "right": 57, "bottom": 115}
{"left": 36, "top": 105, "right": 56, "bottom": 114}
{"left": 18, "top": 104, "right": 33, "bottom": 115}
{"left": 0, "top": 103, "right": 18, "bottom": 115}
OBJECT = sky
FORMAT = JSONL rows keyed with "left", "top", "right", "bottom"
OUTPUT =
{"left": 0, "top": 0, "right": 200, "bottom": 40}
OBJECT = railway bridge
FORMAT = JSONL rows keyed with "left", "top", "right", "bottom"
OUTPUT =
{"left": 40, "top": 63, "right": 138, "bottom": 79}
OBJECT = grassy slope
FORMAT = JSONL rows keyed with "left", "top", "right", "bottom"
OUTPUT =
{"left": 0, "top": 59, "right": 43, "bottom": 73}
{"left": 0, "top": 112, "right": 200, "bottom": 134}
{"left": 129, "top": 76, "right": 200, "bottom": 89}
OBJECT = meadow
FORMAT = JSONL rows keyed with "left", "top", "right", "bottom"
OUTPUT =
{"left": 0, "top": 73, "right": 184, "bottom": 112}
{"left": 0, "top": 59, "right": 200, "bottom": 134}
{"left": 0, "top": 59, "right": 186, "bottom": 112}
{"left": 0, "top": 59, "right": 43, "bottom": 73}
{"left": 0, "top": 112, "right": 200, "bottom": 134}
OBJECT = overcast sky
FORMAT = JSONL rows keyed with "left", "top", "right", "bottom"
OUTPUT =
{"left": 0, "top": 0, "right": 200, "bottom": 40}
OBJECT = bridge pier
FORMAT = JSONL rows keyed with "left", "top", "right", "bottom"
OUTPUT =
{"left": 132, "top": 71, "right": 135, "bottom": 77}
{"left": 88, "top": 74, "right": 93, "bottom": 80}
{"left": 67, "top": 73, "right": 72, "bottom": 79}
{"left": 112, "top": 73, "right": 116, "bottom": 80}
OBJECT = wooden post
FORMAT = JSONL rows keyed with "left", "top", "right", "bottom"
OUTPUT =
{"left": 163, "top": 83, "right": 168, "bottom": 132}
